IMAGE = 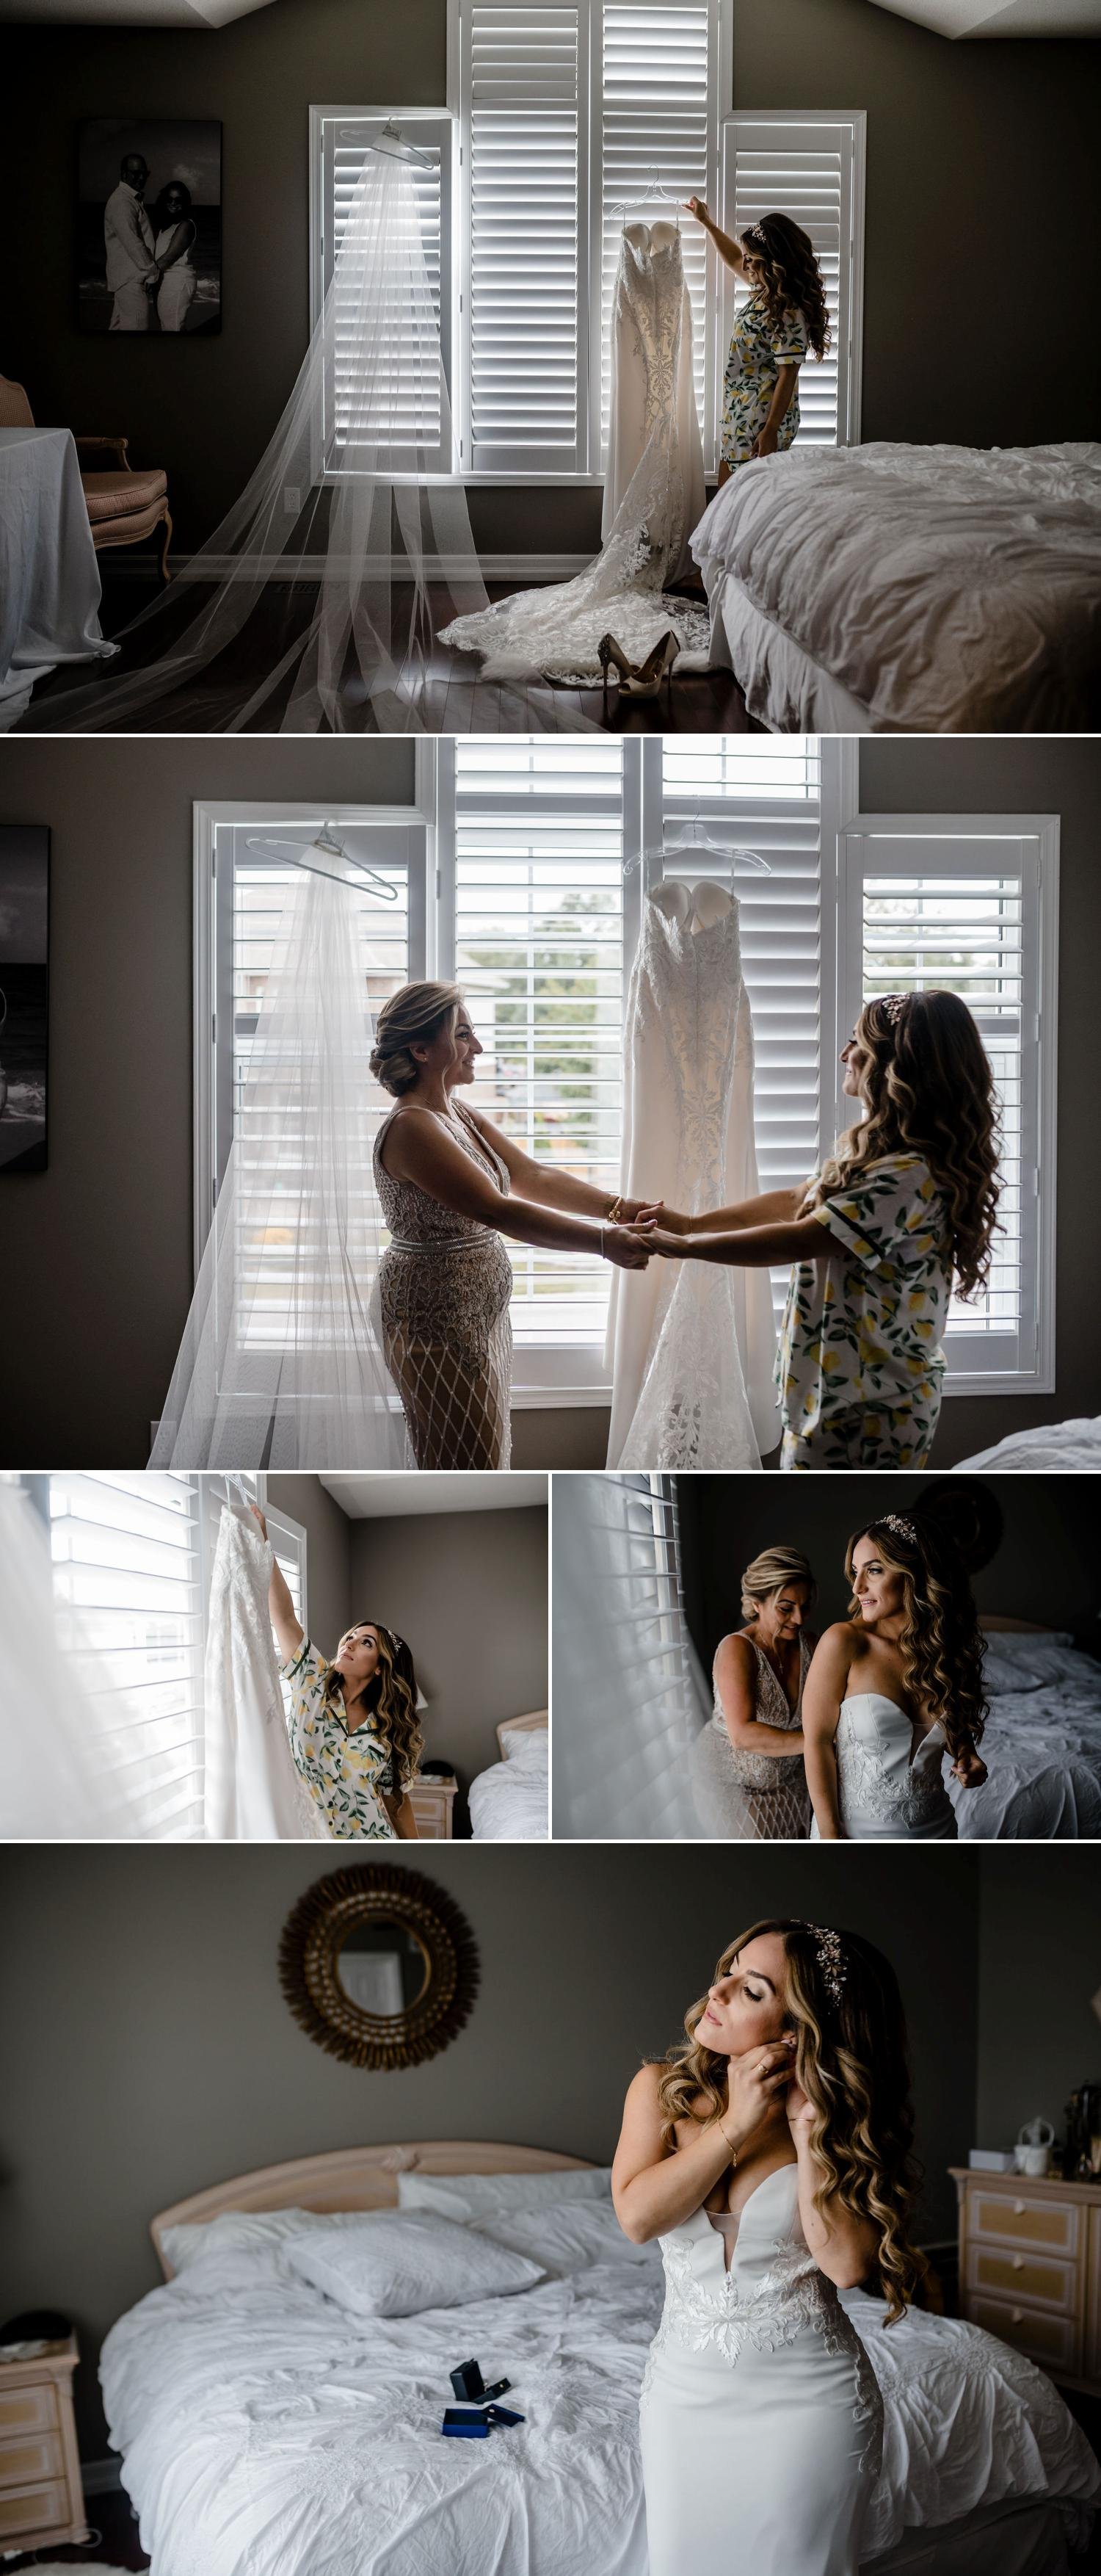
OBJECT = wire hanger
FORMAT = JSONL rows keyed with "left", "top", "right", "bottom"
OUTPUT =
{"left": 662, "top": 807, "right": 771, "bottom": 875}
{"left": 353, "top": 117, "right": 435, "bottom": 172}
{"left": 612, "top": 167, "right": 680, "bottom": 224}
{"left": 244, "top": 821, "right": 400, "bottom": 903}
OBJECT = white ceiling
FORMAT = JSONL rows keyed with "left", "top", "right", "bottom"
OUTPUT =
{"left": 320, "top": 1472, "right": 548, "bottom": 1521}
{"left": 868, "top": 0, "right": 1100, "bottom": 32}
{"left": 0, "top": 0, "right": 275, "bottom": 23}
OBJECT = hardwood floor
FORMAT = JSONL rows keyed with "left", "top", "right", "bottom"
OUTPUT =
{"left": 23, "top": 575, "right": 761, "bottom": 734}
{"left": 4, "top": 2483, "right": 149, "bottom": 2570}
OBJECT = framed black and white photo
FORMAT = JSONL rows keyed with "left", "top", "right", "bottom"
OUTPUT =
{"left": 0, "top": 827, "right": 48, "bottom": 1176}
{"left": 78, "top": 118, "right": 222, "bottom": 335}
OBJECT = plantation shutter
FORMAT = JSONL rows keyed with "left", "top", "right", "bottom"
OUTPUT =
{"left": 839, "top": 827, "right": 1052, "bottom": 1387}
{"left": 48, "top": 1472, "right": 205, "bottom": 1839}
{"left": 659, "top": 738, "right": 824, "bottom": 1322}
{"left": 720, "top": 113, "right": 865, "bottom": 446}
{"left": 551, "top": 1472, "right": 704, "bottom": 1838}
{"left": 596, "top": 1, "right": 719, "bottom": 463}
{"left": 313, "top": 112, "right": 453, "bottom": 473}
{"left": 459, "top": 1, "right": 585, "bottom": 471}
{"left": 451, "top": 738, "right": 626, "bottom": 1379}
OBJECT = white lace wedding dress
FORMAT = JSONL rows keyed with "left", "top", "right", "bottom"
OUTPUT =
{"left": 440, "top": 220, "right": 709, "bottom": 684}
{"left": 810, "top": 1696, "right": 957, "bottom": 1842}
{"left": 640, "top": 2168, "right": 882, "bottom": 2576}
{"left": 606, "top": 883, "right": 779, "bottom": 1469}
{"left": 203, "top": 1510, "right": 330, "bottom": 1842}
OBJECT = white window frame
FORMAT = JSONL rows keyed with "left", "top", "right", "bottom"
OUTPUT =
{"left": 719, "top": 109, "right": 865, "bottom": 447}
{"left": 835, "top": 815, "right": 1059, "bottom": 1397}
{"left": 309, "top": 106, "right": 456, "bottom": 476}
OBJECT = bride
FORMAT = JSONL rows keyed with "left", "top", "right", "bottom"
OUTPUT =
{"left": 803, "top": 1511, "right": 989, "bottom": 1840}
{"left": 253, "top": 1506, "right": 421, "bottom": 1840}
{"left": 371, "top": 982, "right": 655, "bottom": 1468}
{"left": 614, "top": 1916, "right": 929, "bottom": 2576}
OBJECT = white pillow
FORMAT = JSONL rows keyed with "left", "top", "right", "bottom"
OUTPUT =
{"left": 473, "top": 2200, "right": 657, "bottom": 2279}
{"left": 283, "top": 2211, "right": 544, "bottom": 2319}
{"left": 161, "top": 2207, "right": 322, "bottom": 2276}
{"left": 501, "top": 1719, "right": 548, "bottom": 1760}
{"left": 398, "top": 2166, "right": 611, "bottom": 2221}
{"left": 981, "top": 1632, "right": 1076, "bottom": 1696}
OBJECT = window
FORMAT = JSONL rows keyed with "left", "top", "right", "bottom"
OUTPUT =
{"left": 310, "top": 109, "right": 454, "bottom": 472}
{"left": 720, "top": 113, "right": 865, "bottom": 447}
{"left": 837, "top": 819, "right": 1059, "bottom": 1393}
{"left": 550, "top": 1470, "right": 702, "bottom": 1837}
{"left": 40, "top": 1471, "right": 308, "bottom": 1839}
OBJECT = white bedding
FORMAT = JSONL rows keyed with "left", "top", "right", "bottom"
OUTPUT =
{"left": 956, "top": 1417, "right": 1101, "bottom": 1473}
{"left": 101, "top": 2207, "right": 1100, "bottom": 2576}
{"left": 692, "top": 441, "right": 1101, "bottom": 734}
{"left": 468, "top": 1731, "right": 548, "bottom": 1841}
{"left": 950, "top": 1631, "right": 1101, "bottom": 1839}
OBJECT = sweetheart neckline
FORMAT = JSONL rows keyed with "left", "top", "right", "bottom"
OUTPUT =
{"left": 838, "top": 1693, "right": 946, "bottom": 1770}
{"left": 696, "top": 2157, "right": 799, "bottom": 2258}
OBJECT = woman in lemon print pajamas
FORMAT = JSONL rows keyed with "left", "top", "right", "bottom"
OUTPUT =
{"left": 683, "top": 206, "right": 830, "bottom": 480}
{"left": 635, "top": 992, "right": 1000, "bottom": 1472}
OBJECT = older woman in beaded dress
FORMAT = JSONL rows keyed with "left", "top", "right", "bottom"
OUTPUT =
{"left": 690, "top": 1546, "right": 817, "bottom": 1839}
{"left": 371, "top": 983, "right": 656, "bottom": 1470}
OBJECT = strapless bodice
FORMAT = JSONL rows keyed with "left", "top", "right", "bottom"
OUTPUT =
{"left": 647, "top": 2168, "right": 876, "bottom": 2388}
{"left": 818, "top": 1693, "right": 956, "bottom": 1841}
{"left": 621, "top": 217, "right": 682, "bottom": 262}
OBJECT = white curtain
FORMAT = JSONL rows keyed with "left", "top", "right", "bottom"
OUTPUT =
{"left": 149, "top": 850, "right": 408, "bottom": 1470}
{"left": 203, "top": 1505, "right": 330, "bottom": 1842}
{"left": 550, "top": 1473, "right": 711, "bottom": 1839}
{"left": 0, "top": 1483, "right": 148, "bottom": 1838}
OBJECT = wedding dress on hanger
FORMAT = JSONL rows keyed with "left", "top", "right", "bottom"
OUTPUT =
{"left": 0, "top": 1481, "right": 148, "bottom": 1837}
{"left": 203, "top": 1506, "right": 330, "bottom": 1841}
{"left": 606, "top": 878, "right": 778, "bottom": 1470}
{"left": 440, "top": 218, "right": 709, "bottom": 684}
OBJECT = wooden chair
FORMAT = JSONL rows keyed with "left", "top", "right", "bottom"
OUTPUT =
{"left": 0, "top": 375, "right": 173, "bottom": 582}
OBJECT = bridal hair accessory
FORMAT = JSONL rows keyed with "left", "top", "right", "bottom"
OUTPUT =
{"left": 882, "top": 1513, "right": 919, "bottom": 1545}
{"left": 879, "top": 994, "right": 910, "bottom": 1026}
{"left": 802, "top": 1925, "right": 847, "bottom": 2005}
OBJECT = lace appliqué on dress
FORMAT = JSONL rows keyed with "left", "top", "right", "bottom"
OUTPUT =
{"left": 835, "top": 1708, "right": 952, "bottom": 1835}
{"left": 642, "top": 2224, "right": 883, "bottom": 2476}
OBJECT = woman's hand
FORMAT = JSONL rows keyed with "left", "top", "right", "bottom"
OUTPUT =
{"left": 249, "top": 1504, "right": 269, "bottom": 1541}
{"left": 751, "top": 427, "right": 779, "bottom": 458}
{"left": 635, "top": 1223, "right": 686, "bottom": 1259}
{"left": 619, "top": 1195, "right": 665, "bottom": 1225}
{"left": 683, "top": 196, "right": 710, "bottom": 225}
{"left": 723, "top": 2034, "right": 797, "bottom": 2143}
{"left": 951, "top": 1744, "right": 989, "bottom": 1790}
{"left": 603, "top": 1222, "right": 652, "bottom": 1270}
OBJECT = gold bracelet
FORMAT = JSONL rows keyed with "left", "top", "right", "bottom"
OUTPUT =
{"left": 607, "top": 1193, "right": 625, "bottom": 1223}
{"left": 716, "top": 2119, "right": 738, "bottom": 2163}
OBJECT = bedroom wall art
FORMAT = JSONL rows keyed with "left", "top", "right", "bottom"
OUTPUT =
{"left": 278, "top": 1862, "right": 481, "bottom": 2069}
{"left": 78, "top": 118, "right": 222, "bottom": 335}
{"left": 0, "top": 825, "right": 48, "bottom": 1176}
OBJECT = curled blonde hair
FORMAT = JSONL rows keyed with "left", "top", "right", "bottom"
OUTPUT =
{"left": 370, "top": 981, "right": 465, "bottom": 1098}
{"left": 845, "top": 1516, "right": 986, "bottom": 1764}
{"left": 740, "top": 1545, "right": 816, "bottom": 1624}
{"left": 657, "top": 1919, "right": 929, "bottom": 2324}
{"left": 327, "top": 1621, "right": 423, "bottom": 1794}
{"left": 805, "top": 991, "right": 1000, "bottom": 1300}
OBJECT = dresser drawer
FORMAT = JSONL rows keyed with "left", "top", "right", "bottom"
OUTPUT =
{"left": 0, "top": 2428, "right": 65, "bottom": 2489}
{"left": 408, "top": 1784, "right": 456, "bottom": 1841}
{"left": 970, "top": 2192, "right": 1080, "bottom": 2259}
{"left": 0, "top": 2384, "right": 59, "bottom": 2440}
{"left": 0, "top": 2475, "right": 72, "bottom": 2542}
{"left": 967, "top": 2293, "right": 1080, "bottom": 2377}
{"left": 966, "top": 2241, "right": 1078, "bottom": 2313}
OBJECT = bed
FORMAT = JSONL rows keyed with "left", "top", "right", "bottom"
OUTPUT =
{"left": 955, "top": 1418, "right": 1101, "bottom": 1473}
{"left": 950, "top": 1629, "right": 1101, "bottom": 1839}
{"left": 690, "top": 441, "right": 1101, "bottom": 734}
{"left": 468, "top": 1712, "right": 548, "bottom": 1842}
{"left": 100, "top": 2141, "right": 1100, "bottom": 2576}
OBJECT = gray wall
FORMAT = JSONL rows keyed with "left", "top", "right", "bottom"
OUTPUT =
{"left": 266, "top": 1472, "right": 352, "bottom": 1651}
{"left": 1, "top": 0, "right": 1097, "bottom": 554}
{"left": 0, "top": 733, "right": 1097, "bottom": 1471}
{"left": 975, "top": 1850, "right": 1101, "bottom": 2154}
{"left": 0, "top": 1839, "right": 982, "bottom": 2456}
{"left": 676, "top": 1470, "right": 1101, "bottom": 1667}
{"left": 349, "top": 1504, "right": 549, "bottom": 1831}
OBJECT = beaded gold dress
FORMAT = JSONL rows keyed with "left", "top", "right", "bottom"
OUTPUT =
{"left": 373, "top": 1101, "right": 514, "bottom": 1469}
{"left": 691, "top": 1631, "right": 813, "bottom": 1839}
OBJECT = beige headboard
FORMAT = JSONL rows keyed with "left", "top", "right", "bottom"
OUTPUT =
{"left": 496, "top": 1710, "right": 549, "bottom": 1759}
{"left": 151, "top": 2139, "right": 593, "bottom": 2279}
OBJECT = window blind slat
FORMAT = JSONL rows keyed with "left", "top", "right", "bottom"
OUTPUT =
{"left": 465, "top": 1, "right": 583, "bottom": 469}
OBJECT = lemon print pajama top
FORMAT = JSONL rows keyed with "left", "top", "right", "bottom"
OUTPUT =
{"left": 776, "top": 1154, "right": 952, "bottom": 1471}
{"left": 721, "top": 294, "right": 810, "bottom": 468}
{"left": 280, "top": 1637, "right": 397, "bottom": 1838}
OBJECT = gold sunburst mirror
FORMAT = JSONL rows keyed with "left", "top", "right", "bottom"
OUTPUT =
{"left": 278, "top": 1864, "right": 480, "bottom": 2071}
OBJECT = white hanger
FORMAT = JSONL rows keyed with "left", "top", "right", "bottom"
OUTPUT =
{"left": 244, "top": 821, "right": 399, "bottom": 904}
{"left": 355, "top": 117, "right": 435, "bottom": 173}
{"left": 663, "top": 803, "right": 771, "bottom": 875}
{"left": 612, "top": 167, "right": 680, "bottom": 223}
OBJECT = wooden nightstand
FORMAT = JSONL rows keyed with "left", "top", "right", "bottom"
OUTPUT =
{"left": 0, "top": 2335, "right": 89, "bottom": 2552}
{"left": 951, "top": 2167, "right": 1101, "bottom": 2398}
{"left": 407, "top": 1772, "right": 457, "bottom": 1840}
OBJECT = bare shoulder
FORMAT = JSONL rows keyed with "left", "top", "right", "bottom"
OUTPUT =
{"left": 714, "top": 1629, "right": 754, "bottom": 1671}
{"left": 627, "top": 2059, "right": 664, "bottom": 2106}
{"left": 809, "top": 1623, "right": 858, "bottom": 1679}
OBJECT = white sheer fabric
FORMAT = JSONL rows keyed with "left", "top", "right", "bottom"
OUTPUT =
{"left": 550, "top": 1473, "right": 711, "bottom": 1839}
{"left": 203, "top": 1508, "right": 330, "bottom": 1841}
{"left": 606, "top": 886, "right": 779, "bottom": 1470}
{"left": 24, "top": 153, "right": 578, "bottom": 737}
{"left": 440, "top": 223, "right": 709, "bottom": 684}
{"left": 149, "top": 854, "right": 408, "bottom": 1469}
{"left": 0, "top": 1483, "right": 147, "bottom": 1838}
